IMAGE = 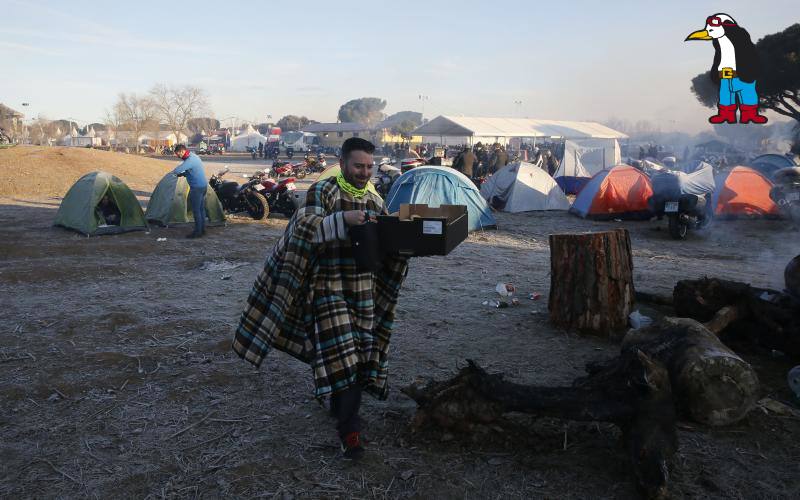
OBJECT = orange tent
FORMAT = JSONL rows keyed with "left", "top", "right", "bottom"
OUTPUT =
{"left": 712, "top": 166, "right": 779, "bottom": 218}
{"left": 570, "top": 165, "right": 654, "bottom": 219}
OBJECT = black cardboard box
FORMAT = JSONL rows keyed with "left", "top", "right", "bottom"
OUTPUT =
{"left": 377, "top": 204, "right": 468, "bottom": 256}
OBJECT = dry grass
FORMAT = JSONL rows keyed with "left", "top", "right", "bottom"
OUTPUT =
{"left": 0, "top": 146, "right": 176, "bottom": 197}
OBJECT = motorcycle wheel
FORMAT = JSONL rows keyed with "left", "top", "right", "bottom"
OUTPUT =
{"left": 668, "top": 215, "right": 688, "bottom": 240}
{"left": 296, "top": 169, "right": 307, "bottom": 179}
{"left": 282, "top": 201, "right": 297, "bottom": 218}
{"left": 244, "top": 191, "right": 269, "bottom": 220}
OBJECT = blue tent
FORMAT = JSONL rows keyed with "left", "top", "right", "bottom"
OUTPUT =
{"left": 386, "top": 166, "right": 497, "bottom": 231}
{"left": 749, "top": 153, "right": 796, "bottom": 180}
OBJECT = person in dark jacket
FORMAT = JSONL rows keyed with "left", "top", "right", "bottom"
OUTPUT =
{"left": 459, "top": 145, "right": 477, "bottom": 178}
{"left": 490, "top": 145, "right": 509, "bottom": 174}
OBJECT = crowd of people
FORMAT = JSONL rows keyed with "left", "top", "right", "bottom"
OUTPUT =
{"left": 407, "top": 141, "right": 563, "bottom": 180}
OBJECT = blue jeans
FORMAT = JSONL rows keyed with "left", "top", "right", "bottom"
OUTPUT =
{"left": 719, "top": 77, "right": 758, "bottom": 106}
{"left": 188, "top": 186, "right": 207, "bottom": 234}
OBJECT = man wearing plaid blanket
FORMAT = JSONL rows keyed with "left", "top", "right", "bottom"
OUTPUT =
{"left": 233, "top": 137, "right": 408, "bottom": 460}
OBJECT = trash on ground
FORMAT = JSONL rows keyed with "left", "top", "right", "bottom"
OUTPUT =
{"left": 496, "top": 283, "right": 515, "bottom": 297}
{"left": 789, "top": 366, "right": 800, "bottom": 398}
{"left": 629, "top": 310, "right": 653, "bottom": 329}
{"left": 199, "top": 260, "right": 248, "bottom": 272}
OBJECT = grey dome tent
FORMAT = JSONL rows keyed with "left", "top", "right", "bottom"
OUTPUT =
{"left": 54, "top": 171, "right": 148, "bottom": 235}
{"left": 145, "top": 173, "right": 225, "bottom": 227}
{"left": 480, "top": 161, "right": 570, "bottom": 212}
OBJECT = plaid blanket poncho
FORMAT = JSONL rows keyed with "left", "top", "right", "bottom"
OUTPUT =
{"left": 232, "top": 176, "right": 408, "bottom": 399}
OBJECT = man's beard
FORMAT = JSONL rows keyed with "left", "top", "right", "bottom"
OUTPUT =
{"left": 343, "top": 170, "right": 367, "bottom": 188}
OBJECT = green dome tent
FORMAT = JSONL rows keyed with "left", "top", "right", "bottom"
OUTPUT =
{"left": 145, "top": 173, "right": 225, "bottom": 227}
{"left": 54, "top": 171, "right": 148, "bottom": 235}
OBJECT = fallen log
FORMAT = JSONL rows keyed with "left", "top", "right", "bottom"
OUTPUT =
{"left": 548, "top": 229, "right": 635, "bottom": 336}
{"left": 402, "top": 316, "right": 762, "bottom": 497}
{"left": 673, "top": 277, "right": 800, "bottom": 359}
{"left": 622, "top": 317, "right": 760, "bottom": 426}
{"left": 403, "top": 351, "right": 677, "bottom": 500}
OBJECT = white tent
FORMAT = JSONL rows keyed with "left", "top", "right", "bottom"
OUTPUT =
{"left": 480, "top": 161, "right": 571, "bottom": 212}
{"left": 413, "top": 115, "right": 627, "bottom": 145}
{"left": 555, "top": 138, "right": 621, "bottom": 180}
{"left": 230, "top": 131, "right": 267, "bottom": 151}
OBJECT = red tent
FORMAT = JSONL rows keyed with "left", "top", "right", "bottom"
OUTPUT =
{"left": 712, "top": 166, "right": 779, "bottom": 218}
{"left": 570, "top": 165, "right": 654, "bottom": 219}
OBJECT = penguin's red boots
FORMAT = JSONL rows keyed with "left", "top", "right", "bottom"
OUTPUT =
{"left": 708, "top": 104, "right": 737, "bottom": 124}
{"left": 739, "top": 104, "right": 768, "bottom": 124}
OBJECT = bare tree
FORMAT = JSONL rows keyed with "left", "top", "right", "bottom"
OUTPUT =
{"left": 108, "top": 93, "right": 156, "bottom": 152}
{"left": 149, "top": 84, "right": 208, "bottom": 146}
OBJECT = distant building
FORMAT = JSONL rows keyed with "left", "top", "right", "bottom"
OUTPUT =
{"left": 0, "top": 103, "right": 24, "bottom": 124}
{"left": 140, "top": 131, "right": 189, "bottom": 148}
{"left": 61, "top": 126, "right": 101, "bottom": 147}
{"left": 0, "top": 103, "right": 25, "bottom": 141}
{"left": 373, "top": 117, "right": 422, "bottom": 145}
{"left": 100, "top": 130, "right": 188, "bottom": 148}
{"left": 302, "top": 120, "right": 422, "bottom": 147}
{"left": 301, "top": 122, "right": 369, "bottom": 147}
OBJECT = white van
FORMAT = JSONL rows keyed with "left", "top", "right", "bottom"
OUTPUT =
{"left": 280, "top": 131, "right": 318, "bottom": 152}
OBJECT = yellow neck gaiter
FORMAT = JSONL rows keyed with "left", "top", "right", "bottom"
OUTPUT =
{"left": 336, "top": 172, "right": 369, "bottom": 198}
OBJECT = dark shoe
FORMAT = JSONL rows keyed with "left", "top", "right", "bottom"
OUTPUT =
{"left": 340, "top": 432, "right": 365, "bottom": 461}
{"left": 186, "top": 232, "right": 202, "bottom": 239}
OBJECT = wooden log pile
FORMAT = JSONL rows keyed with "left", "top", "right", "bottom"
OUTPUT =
{"left": 403, "top": 351, "right": 677, "bottom": 500}
{"left": 673, "top": 277, "right": 800, "bottom": 359}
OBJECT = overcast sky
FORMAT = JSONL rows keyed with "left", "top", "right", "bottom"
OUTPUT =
{"left": 2, "top": 0, "right": 796, "bottom": 133}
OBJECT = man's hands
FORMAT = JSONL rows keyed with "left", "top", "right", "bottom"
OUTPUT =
{"left": 343, "top": 210, "right": 376, "bottom": 226}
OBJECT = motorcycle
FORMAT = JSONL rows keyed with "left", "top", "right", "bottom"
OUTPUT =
{"left": 286, "top": 147, "right": 294, "bottom": 159}
{"left": 272, "top": 160, "right": 293, "bottom": 177}
{"left": 290, "top": 162, "right": 308, "bottom": 179}
{"left": 400, "top": 157, "right": 426, "bottom": 173}
{"left": 208, "top": 166, "right": 270, "bottom": 220}
{"left": 649, "top": 193, "right": 712, "bottom": 239}
{"left": 372, "top": 161, "right": 401, "bottom": 198}
{"left": 770, "top": 167, "right": 800, "bottom": 224}
{"left": 258, "top": 173, "right": 299, "bottom": 217}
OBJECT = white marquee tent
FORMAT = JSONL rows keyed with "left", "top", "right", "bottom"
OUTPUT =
{"left": 230, "top": 124, "right": 267, "bottom": 152}
{"left": 413, "top": 115, "right": 626, "bottom": 146}
{"left": 554, "top": 138, "right": 622, "bottom": 193}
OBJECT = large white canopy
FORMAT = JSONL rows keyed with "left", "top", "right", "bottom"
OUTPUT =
{"left": 556, "top": 138, "right": 622, "bottom": 179}
{"left": 230, "top": 132, "right": 267, "bottom": 151}
{"left": 413, "top": 115, "right": 627, "bottom": 140}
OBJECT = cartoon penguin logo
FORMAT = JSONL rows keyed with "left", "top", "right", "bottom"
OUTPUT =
{"left": 686, "top": 13, "right": 768, "bottom": 124}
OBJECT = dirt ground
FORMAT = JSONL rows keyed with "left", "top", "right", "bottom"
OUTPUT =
{"left": 1, "top": 184, "right": 800, "bottom": 498}
{"left": 0, "top": 146, "right": 175, "bottom": 198}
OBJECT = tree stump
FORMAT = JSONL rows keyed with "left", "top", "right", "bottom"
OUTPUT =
{"left": 549, "top": 229, "right": 635, "bottom": 335}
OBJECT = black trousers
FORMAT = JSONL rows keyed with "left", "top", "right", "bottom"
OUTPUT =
{"left": 330, "top": 385, "right": 362, "bottom": 437}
